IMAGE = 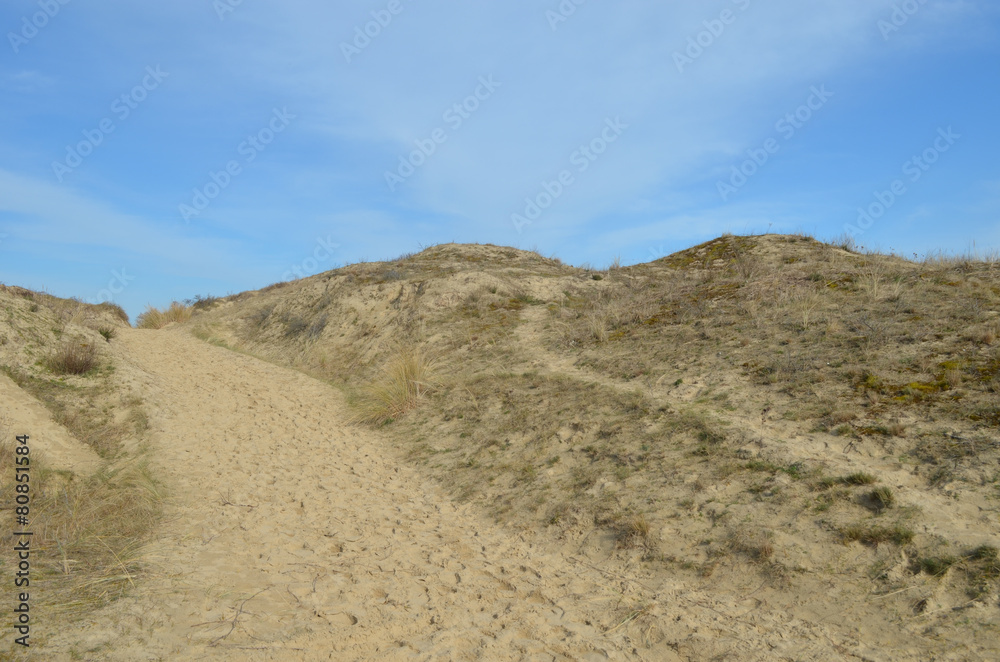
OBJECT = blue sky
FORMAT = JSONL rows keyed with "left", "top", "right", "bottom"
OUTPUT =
{"left": 1, "top": 0, "right": 998, "bottom": 321}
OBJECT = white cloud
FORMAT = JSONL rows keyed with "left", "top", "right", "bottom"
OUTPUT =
{"left": 0, "top": 169, "right": 255, "bottom": 280}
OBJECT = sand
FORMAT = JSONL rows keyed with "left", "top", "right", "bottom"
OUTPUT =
{"left": 26, "top": 326, "right": 987, "bottom": 661}
{"left": 38, "top": 328, "right": 652, "bottom": 661}
{"left": 0, "top": 373, "right": 101, "bottom": 477}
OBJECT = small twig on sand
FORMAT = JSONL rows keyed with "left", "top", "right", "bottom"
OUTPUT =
{"left": 218, "top": 490, "right": 258, "bottom": 510}
{"left": 567, "top": 556, "right": 657, "bottom": 593}
{"left": 208, "top": 589, "right": 268, "bottom": 646}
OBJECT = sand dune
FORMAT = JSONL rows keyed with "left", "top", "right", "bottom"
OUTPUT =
{"left": 40, "top": 328, "right": 649, "bottom": 660}
{"left": 30, "top": 327, "right": 903, "bottom": 661}
{"left": 7, "top": 236, "right": 999, "bottom": 660}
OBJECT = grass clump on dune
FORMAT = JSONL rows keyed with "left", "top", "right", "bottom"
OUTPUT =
{"left": 0, "top": 425, "right": 164, "bottom": 623}
{"left": 840, "top": 522, "right": 914, "bottom": 546}
{"left": 45, "top": 341, "right": 99, "bottom": 376}
{"left": 350, "top": 350, "right": 438, "bottom": 425}
{"left": 136, "top": 302, "right": 192, "bottom": 329}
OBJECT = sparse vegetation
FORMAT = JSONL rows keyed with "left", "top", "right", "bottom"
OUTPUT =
{"left": 911, "top": 544, "right": 1000, "bottom": 598}
{"left": 349, "top": 349, "right": 437, "bottom": 425}
{"left": 865, "top": 486, "right": 896, "bottom": 512}
{"left": 840, "top": 522, "right": 914, "bottom": 546}
{"left": 612, "top": 512, "right": 652, "bottom": 549}
{"left": 96, "top": 302, "right": 129, "bottom": 323}
{"left": 184, "top": 294, "right": 220, "bottom": 310}
{"left": 841, "top": 472, "right": 878, "bottom": 486}
{"left": 176, "top": 235, "right": 1000, "bottom": 645}
{"left": 0, "top": 286, "right": 161, "bottom": 644}
{"left": 135, "top": 302, "right": 192, "bottom": 329}
{"left": 918, "top": 555, "right": 958, "bottom": 577}
{"left": 46, "top": 341, "right": 98, "bottom": 375}
{"left": 969, "top": 544, "right": 999, "bottom": 563}
{"left": 727, "top": 526, "right": 775, "bottom": 563}
{"left": 2, "top": 235, "right": 997, "bottom": 656}
{"left": 0, "top": 438, "right": 163, "bottom": 619}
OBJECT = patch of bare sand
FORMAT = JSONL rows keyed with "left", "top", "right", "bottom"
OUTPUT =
{"left": 0, "top": 373, "right": 100, "bottom": 476}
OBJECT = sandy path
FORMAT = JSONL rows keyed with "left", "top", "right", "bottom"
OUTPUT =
{"left": 46, "top": 328, "right": 649, "bottom": 661}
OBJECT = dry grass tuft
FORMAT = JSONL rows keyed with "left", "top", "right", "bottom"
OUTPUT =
{"left": 865, "top": 486, "right": 896, "bottom": 512}
{"left": 727, "top": 526, "right": 775, "bottom": 563}
{"left": 46, "top": 341, "right": 99, "bottom": 375}
{"left": 840, "top": 472, "right": 877, "bottom": 486}
{"left": 350, "top": 349, "right": 438, "bottom": 425}
{"left": 613, "top": 513, "right": 652, "bottom": 549}
{"left": 840, "top": 522, "right": 913, "bottom": 546}
{"left": 0, "top": 434, "right": 163, "bottom": 621}
{"left": 136, "top": 302, "right": 192, "bottom": 329}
